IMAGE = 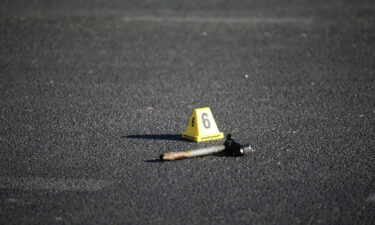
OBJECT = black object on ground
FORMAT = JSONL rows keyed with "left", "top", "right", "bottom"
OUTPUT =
{"left": 160, "top": 134, "right": 254, "bottom": 160}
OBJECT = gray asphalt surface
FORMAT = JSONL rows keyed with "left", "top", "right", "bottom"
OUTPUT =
{"left": 1, "top": 0, "right": 375, "bottom": 224}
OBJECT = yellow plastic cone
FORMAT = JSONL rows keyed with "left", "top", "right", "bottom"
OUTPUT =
{"left": 182, "top": 107, "right": 224, "bottom": 142}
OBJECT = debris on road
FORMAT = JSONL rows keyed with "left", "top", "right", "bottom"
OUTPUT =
{"left": 160, "top": 134, "right": 254, "bottom": 161}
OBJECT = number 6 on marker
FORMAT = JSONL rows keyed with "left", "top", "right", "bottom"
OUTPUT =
{"left": 182, "top": 107, "right": 224, "bottom": 142}
{"left": 201, "top": 113, "right": 211, "bottom": 128}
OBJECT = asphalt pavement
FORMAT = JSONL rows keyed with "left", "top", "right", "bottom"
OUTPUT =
{"left": 1, "top": 0, "right": 375, "bottom": 224}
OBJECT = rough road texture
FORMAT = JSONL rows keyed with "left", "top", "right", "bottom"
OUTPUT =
{"left": 1, "top": 0, "right": 374, "bottom": 224}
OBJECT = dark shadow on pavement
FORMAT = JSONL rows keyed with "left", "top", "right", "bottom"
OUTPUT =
{"left": 123, "top": 134, "right": 191, "bottom": 142}
{"left": 144, "top": 159, "right": 164, "bottom": 163}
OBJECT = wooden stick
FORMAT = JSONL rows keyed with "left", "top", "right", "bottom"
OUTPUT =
{"left": 160, "top": 145, "right": 226, "bottom": 161}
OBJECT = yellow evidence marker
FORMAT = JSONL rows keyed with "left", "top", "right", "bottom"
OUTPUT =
{"left": 182, "top": 107, "right": 224, "bottom": 142}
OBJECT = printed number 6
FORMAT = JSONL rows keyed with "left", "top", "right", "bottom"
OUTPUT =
{"left": 202, "top": 113, "right": 211, "bottom": 128}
